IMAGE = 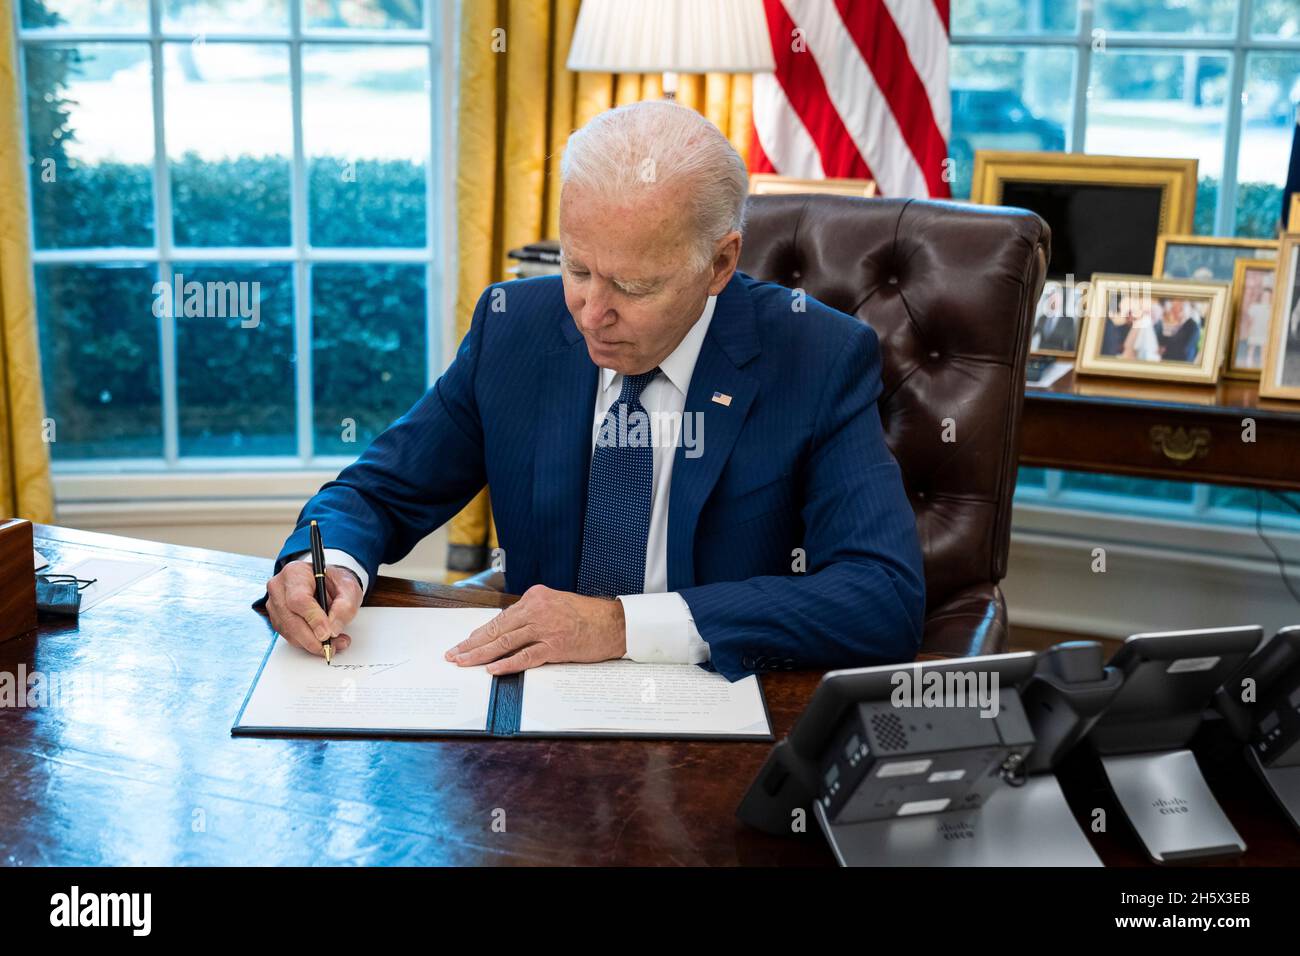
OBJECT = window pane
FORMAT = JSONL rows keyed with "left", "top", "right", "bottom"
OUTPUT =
{"left": 1094, "top": 0, "right": 1237, "bottom": 36}
{"left": 1015, "top": 467, "right": 1048, "bottom": 489}
{"left": 35, "top": 264, "right": 162, "bottom": 460}
{"left": 162, "top": 0, "right": 290, "bottom": 33}
{"left": 20, "top": 0, "right": 146, "bottom": 29}
{"left": 1087, "top": 50, "right": 1229, "bottom": 235}
{"left": 25, "top": 43, "right": 154, "bottom": 249}
{"left": 302, "top": 44, "right": 429, "bottom": 248}
{"left": 1253, "top": 0, "right": 1300, "bottom": 38}
{"left": 166, "top": 42, "right": 292, "bottom": 247}
{"left": 172, "top": 263, "right": 296, "bottom": 456}
{"left": 1236, "top": 53, "right": 1300, "bottom": 238}
{"left": 1058, "top": 472, "right": 1196, "bottom": 504}
{"left": 952, "top": 0, "right": 1078, "bottom": 34}
{"left": 1207, "top": 485, "right": 1300, "bottom": 521}
{"left": 304, "top": 0, "right": 423, "bottom": 30}
{"left": 311, "top": 264, "right": 426, "bottom": 455}
{"left": 948, "top": 46, "right": 1073, "bottom": 199}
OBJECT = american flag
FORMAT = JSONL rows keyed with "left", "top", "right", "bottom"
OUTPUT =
{"left": 750, "top": 0, "right": 952, "bottom": 199}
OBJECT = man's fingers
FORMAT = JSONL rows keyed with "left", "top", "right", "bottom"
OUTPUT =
{"left": 283, "top": 575, "right": 333, "bottom": 642}
{"left": 448, "top": 605, "right": 523, "bottom": 659}
{"left": 271, "top": 598, "right": 328, "bottom": 656}
{"left": 325, "top": 569, "right": 362, "bottom": 634}
{"left": 454, "top": 623, "right": 536, "bottom": 667}
{"left": 485, "top": 642, "right": 551, "bottom": 676}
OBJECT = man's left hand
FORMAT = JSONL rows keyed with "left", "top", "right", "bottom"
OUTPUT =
{"left": 446, "top": 585, "right": 626, "bottom": 675}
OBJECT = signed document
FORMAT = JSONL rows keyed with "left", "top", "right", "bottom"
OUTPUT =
{"left": 234, "top": 607, "right": 498, "bottom": 734}
{"left": 233, "top": 607, "right": 771, "bottom": 739}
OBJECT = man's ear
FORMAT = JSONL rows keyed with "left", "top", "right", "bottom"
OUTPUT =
{"left": 708, "top": 231, "right": 742, "bottom": 295}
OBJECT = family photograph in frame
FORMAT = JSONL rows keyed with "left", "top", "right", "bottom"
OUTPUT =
{"left": 1225, "top": 258, "right": 1277, "bottom": 379}
{"left": 1260, "top": 234, "right": 1300, "bottom": 400}
{"left": 1029, "top": 278, "right": 1084, "bottom": 356}
{"left": 1155, "top": 234, "right": 1279, "bottom": 281}
{"left": 1076, "top": 274, "right": 1231, "bottom": 385}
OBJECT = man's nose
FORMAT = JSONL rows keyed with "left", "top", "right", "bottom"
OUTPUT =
{"left": 578, "top": 289, "right": 616, "bottom": 331}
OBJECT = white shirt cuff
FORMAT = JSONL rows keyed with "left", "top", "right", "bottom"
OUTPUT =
{"left": 291, "top": 549, "right": 370, "bottom": 595}
{"left": 617, "top": 592, "right": 710, "bottom": 664}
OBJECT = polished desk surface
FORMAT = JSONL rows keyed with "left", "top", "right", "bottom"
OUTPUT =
{"left": 1022, "top": 367, "right": 1300, "bottom": 490}
{"left": 3, "top": 525, "right": 1298, "bottom": 866}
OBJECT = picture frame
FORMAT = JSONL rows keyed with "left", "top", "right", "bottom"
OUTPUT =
{"left": 1154, "top": 234, "right": 1279, "bottom": 281}
{"left": 1224, "top": 258, "right": 1277, "bottom": 380}
{"left": 748, "top": 174, "right": 877, "bottom": 198}
{"left": 1289, "top": 193, "right": 1300, "bottom": 235}
{"left": 969, "top": 151, "right": 1198, "bottom": 281}
{"left": 1076, "top": 274, "right": 1231, "bottom": 386}
{"left": 1029, "top": 278, "right": 1085, "bottom": 357}
{"left": 1260, "top": 234, "right": 1300, "bottom": 400}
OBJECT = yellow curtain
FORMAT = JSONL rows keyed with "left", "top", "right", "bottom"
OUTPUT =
{"left": 447, "top": 0, "right": 752, "bottom": 580}
{"left": 0, "top": 11, "right": 54, "bottom": 524}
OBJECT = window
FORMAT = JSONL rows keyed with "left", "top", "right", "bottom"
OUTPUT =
{"left": 17, "top": 0, "right": 445, "bottom": 469}
{"left": 952, "top": 0, "right": 1300, "bottom": 537}
{"left": 950, "top": 0, "right": 1300, "bottom": 238}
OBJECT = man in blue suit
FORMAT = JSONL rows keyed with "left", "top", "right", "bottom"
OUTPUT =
{"left": 265, "top": 100, "right": 925, "bottom": 682}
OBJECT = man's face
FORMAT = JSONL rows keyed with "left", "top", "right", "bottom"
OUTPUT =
{"left": 559, "top": 182, "right": 737, "bottom": 374}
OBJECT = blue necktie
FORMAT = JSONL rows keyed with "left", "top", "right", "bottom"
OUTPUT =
{"left": 576, "top": 368, "right": 660, "bottom": 597}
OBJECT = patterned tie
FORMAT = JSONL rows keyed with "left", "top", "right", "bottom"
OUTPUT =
{"left": 576, "top": 368, "right": 660, "bottom": 597}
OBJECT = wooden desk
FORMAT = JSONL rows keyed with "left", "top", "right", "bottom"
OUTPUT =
{"left": 1022, "top": 368, "right": 1300, "bottom": 491}
{"left": 4, "top": 525, "right": 825, "bottom": 866}
{"left": 4, "top": 526, "right": 1298, "bottom": 865}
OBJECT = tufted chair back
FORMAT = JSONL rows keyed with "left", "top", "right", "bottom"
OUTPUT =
{"left": 739, "top": 195, "right": 1050, "bottom": 658}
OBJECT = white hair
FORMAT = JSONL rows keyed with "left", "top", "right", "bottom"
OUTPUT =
{"left": 560, "top": 100, "right": 748, "bottom": 271}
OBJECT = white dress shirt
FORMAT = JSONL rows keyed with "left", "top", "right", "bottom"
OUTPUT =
{"left": 297, "top": 294, "right": 718, "bottom": 665}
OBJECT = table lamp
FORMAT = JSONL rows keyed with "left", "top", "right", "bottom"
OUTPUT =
{"left": 566, "top": 0, "right": 776, "bottom": 100}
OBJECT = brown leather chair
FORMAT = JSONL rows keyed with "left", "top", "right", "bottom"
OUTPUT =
{"left": 739, "top": 194, "right": 1050, "bottom": 659}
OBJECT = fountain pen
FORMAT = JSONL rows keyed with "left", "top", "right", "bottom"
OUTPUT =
{"left": 308, "top": 520, "right": 333, "bottom": 665}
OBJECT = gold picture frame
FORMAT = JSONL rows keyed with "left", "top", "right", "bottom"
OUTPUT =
{"left": 1289, "top": 193, "right": 1300, "bottom": 234}
{"left": 1154, "top": 234, "right": 1279, "bottom": 280}
{"left": 1029, "top": 279, "right": 1084, "bottom": 358}
{"left": 1224, "top": 258, "right": 1277, "bottom": 380}
{"left": 748, "top": 174, "right": 877, "bottom": 198}
{"left": 1260, "top": 234, "right": 1300, "bottom": 400}
{"left": 970, "top": 151, "right": 1197, "bottom": 278}
{"left": 1076, "top": 274, "right": 1231, "bottom": 386}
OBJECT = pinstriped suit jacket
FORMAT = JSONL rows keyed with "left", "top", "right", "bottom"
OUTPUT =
{"left": 277, "top": 272, "right": 925, "bottom": 680}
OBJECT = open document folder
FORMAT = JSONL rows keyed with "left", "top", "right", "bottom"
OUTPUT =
{"left": 232, "top": 607, "right": 772, "bottom": 740}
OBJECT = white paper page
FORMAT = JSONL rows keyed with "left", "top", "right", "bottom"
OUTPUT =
{"left": 63, "top": 557, "right": 165, "bottom": 610}
{"left": 34, "top": 549, "right": 49, "bottom": 571}
{"left": 236, "top": 607, "right": 499, "bottom": 733}
{"left": 518, "top": 660, "right": 770, "bottom": 737}
{"left": 1024, "top": 359, "right": 1074, "bottom": 389}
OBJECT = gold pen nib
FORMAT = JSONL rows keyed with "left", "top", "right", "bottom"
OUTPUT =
{"left": 324, "top": 642, "right": 333, "bottom": 665}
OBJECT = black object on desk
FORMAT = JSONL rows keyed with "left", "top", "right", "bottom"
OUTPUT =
{"left": 308, "top": 520, "right": 333, "bottom": 664}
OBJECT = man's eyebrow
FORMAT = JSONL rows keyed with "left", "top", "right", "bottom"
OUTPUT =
{"left": 611, "top": 274, "right": 665, "bottom": 293}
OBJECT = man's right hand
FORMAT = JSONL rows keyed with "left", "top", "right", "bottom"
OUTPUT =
{"left": 265, "top": 563, "right": 363, "bottom": 657}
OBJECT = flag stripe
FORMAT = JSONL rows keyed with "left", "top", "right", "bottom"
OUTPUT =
{"left": 751, "top": 0, "right": 950, "bottom": 200}
{"left": 761, "top": 0, "right": 874, "bottom": 181}
{"left": 882, "top": 0, "right": 951, "bottom": 140}
{"left": 751, "top": 72, "right": 828, "bottom": 179}
{"left": 932, "top": 0, "right": 950, "bottom": 32}
{"left": 781, "top": 0, "right": 928, "bottom": 198}
{"left": 834, "top": 0, "right": 950, "bottom": 197}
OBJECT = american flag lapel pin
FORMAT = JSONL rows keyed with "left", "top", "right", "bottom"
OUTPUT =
{"left": 711, "top": 391, "right": 732, "bottom": 407}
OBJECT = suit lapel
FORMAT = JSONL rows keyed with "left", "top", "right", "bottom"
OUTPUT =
{"left": 533, "top": 332, "right": 597, "bottom": 592}
{"left": 667, "top": 276, "right": 761, "bottom": 591}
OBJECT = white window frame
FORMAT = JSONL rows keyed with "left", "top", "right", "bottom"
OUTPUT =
{"left": 14, "top": 0, "right": 459, "bottom": 490}
{"left": 951, "top": 0, "right": 1300, "bottom": 235}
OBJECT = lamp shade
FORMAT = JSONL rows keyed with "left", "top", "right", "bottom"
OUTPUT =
{"left": 566, "top": 0, "right": 776, "bottom": 75}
